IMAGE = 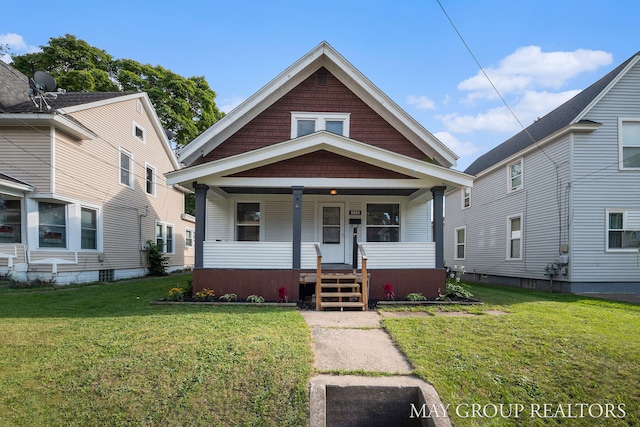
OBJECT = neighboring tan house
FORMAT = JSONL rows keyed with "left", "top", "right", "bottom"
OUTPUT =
{"left": 0, "top": 61, "right": 194, "bottom": 284}
{"left": 166, "top": 42, "right": 472, "bottom": 308}
{"left": 444, "top": 51, "right": 640, "bottom": 296}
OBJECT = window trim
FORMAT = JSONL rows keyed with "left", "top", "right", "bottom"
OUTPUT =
{"left": 119, "top": 148, "right": 134, "bottom": 189}
{"left": 133, "top": 121, "right": 146, "bottom": 143}
{"left": 365, "top": 203, "right": 401, "bottom": 243}
{"left": 235, "top": 201, "right": 261, "bottom": 241}
{"left": 155, "top": 220, "right": 175, "bottom": 255}
{"left": 461, "top": 187, "right": 471, "bottom": 209}
{"left": 185, "top": 227, "right": 194, "bottom": 248}
{"left": 605, "top": 208, "right": 640, "bottom": 252}
{"left": 506, "top": 213, "right": 523, "bottom": 260}
{"left": 507, "top": 158, "right": 524, "bottom": 193}
{"left": 145, "top": 163, "right": 156, "bottom": 197}
{"left": 618, "top": 118, "right": 640, "bottom": 170}
{"left": 454, "top": 226, "right": 466, "bottom": 260}
{"left": 290, "top": 112, "right": 351, "bottom": 138}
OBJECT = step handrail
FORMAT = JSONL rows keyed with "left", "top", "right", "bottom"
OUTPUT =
{"left": 314, "top": 244, "right": 322, "bottom": 310}
{"left": 358, "top": 244, "right": 368, "bottom": 310}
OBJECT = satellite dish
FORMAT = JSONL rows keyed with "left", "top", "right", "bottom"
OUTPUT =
{"left": 33, "top": 71, "right": 57, "bottom": 92}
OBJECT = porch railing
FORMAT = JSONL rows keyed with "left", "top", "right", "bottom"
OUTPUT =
{"left": 359, "top": 244, "right": 368, "bottom": 309}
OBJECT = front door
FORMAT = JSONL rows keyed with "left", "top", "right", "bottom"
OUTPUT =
{"left": 319, "top": 203, "right": 345, "bottom": 263}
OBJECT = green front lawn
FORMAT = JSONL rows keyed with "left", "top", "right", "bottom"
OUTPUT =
{"left": 0, "top": 275, "right": 312, "bottom": 426}
{"left": 382, "top": 284, "right": 640, "bottom": 426}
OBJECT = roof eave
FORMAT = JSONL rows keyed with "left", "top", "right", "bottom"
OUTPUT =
{"left": 0, "top": 113, "right": 97, "bottom": 140}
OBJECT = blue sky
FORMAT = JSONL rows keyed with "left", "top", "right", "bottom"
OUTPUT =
{"left": 2, "top": 0, "right": 638, "bottom": 171}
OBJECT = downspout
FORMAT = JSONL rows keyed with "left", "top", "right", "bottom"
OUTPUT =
{"left": 139, "top": 206, "right": 149, "bottom": 266}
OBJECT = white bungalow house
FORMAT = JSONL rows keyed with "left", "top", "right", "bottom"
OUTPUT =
{"left": 444, "top": 50, "right": 640, "bottom": 296}
{"left": 166, "top": 42, "right": 472, "bottom": 308}
{"left": 0, "top": 61, "right": 194, "bottom": 284}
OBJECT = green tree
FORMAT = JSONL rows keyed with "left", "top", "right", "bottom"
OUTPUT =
{"left": 11, "top": 34, "right": 223, "bottom": 147}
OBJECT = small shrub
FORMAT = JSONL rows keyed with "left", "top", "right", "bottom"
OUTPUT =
{"left": 438, "top": 281, "right": 474, "bottom": 301}
{"left": 167, "top": 287, "right": 184, "bottom": 301}
{"left": 406, "top": 292, "right": 426, "bottom": 301}
{"left": 278, "top": 287, "right": 288, "bottom": 303}
{"left": 8, "top": 277, "right": 56, "bottom": 289}
{"left": 246, "top": 294, "right": 265, "bottom": 303}
{"left": 147, "top": 240, "right": 169, "bottom": 276}
{"left": 383, "top": 283, "right": 395, "bottom": 300}
{"left": 194, "top": 288, "right": 215, "bottom": 302}
{"left": 219, "top": 293, "right": 237, "bottom": 302}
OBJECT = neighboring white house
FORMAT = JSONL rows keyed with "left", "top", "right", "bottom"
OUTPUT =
{"left": 0, "top": 61, "right": 194, "bottom": 284}
{"left": 444, "top": 51, "right": 640, "bottom": 296}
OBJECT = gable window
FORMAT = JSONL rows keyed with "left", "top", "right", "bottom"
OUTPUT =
{"left": 366, "top": 203, "right": 400, "bottom": 242}
{"left": 291, "top": 112, "right": 350, "bottom": 138}
{"left": 236, "top": 202, "right": 260, "bottom": 241}
{"left": 133, "top": 122, "right": 145, "bottom": 143}
{"left": 462, "top": 187, "right": 471, "bottom": 209}
{"left": 508, "top": 159, "right": 523, "bottom": 192}
{"left": 185, "top": 228, "right": 194, "bottom": 247}
{"left": 507, "top": 214, "right": 522, "bottom": 260}
{"left": 0, "top": 199, "right": 21, "bottom": 243}
{"left": 81, "top": 207, "right": 97, "bottom": 250}
{"left": 145, "top": 164, "right": 156, "bottom": 196}
{"left": 455, "top": 226, "right": 466, "bottom": 260}
{"left": 120, "top": 149, "right": 134, "bottom": 188}
{"left": 619, "top": 119, "right": 640, "bottom": 169}
{"left": 39, "top": 202, "right": 66, "bottom": 248}
{"left": 156, "top": 221, "right": 174, "bottom": 254}
{"left": 607, "top": 209, "right": 640, "bottom": 250}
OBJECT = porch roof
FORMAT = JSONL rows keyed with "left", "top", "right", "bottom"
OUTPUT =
{"left": 166, "top": 131, "right": 473, "bottom": 199}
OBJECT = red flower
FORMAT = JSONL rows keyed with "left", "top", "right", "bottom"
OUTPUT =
{"left": 383, "top": 283, "right": 395, "bottom": 300}
{"left": 278, "top": 287, "right": 288, "bottom": 303}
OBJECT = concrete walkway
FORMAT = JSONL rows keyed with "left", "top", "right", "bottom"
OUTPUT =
{"left": 300, "top": 310, "right": 452, "bottom": 427}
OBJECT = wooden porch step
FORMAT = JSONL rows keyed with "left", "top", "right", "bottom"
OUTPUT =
{"left": 320, "top": 282, "right": 359, "bottom": 289}
{"left": 320, "top": 274, "right": 357, "bottom": 281}
{"left": 320, "top": 302, "right": 365, "bottom": 309}
{"left": 320, "top": 292, "right": 362, "bottom": 298}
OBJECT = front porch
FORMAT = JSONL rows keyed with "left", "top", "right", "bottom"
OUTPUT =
{"left": 191, "top": 241, "right": 445, "bottom": 310}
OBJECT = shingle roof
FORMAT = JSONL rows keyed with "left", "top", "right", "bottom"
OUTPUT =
{"left": 464, "top": 51, "right": 640, "bottom": 176}
{"left": 4, "top": 92, "right": 135, "bottom": 113}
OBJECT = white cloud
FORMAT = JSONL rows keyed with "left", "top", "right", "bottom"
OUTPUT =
{"left": 458, "top": 46, "right": 612, "bottom": 102}
{"left": 218, "top": 95, "right": 245, "bottom": 114}
{"left": 406, "top": 95, "right": 436, "bottom": 110}
{"left": 439, "top": 89, "right": 581, "bottom": 133}
{"left": 0, "top": 33, "right": 41, "bottom": 63}
{"left": 434, "top": 131, "right": 480, "bottom": 157}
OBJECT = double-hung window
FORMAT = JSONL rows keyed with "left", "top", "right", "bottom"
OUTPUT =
{"left": 455, "top": 226, "right": 466, "bottom": 260}
{"left": 39, "top": 202, "right": 66, "bottom": 248}
{"left": 619, "top": 119, "right": 640, "bottom": 169}
{"left": 462, "top": 187, "right": 471, "bottom": 209}
{"left": 366, "top": 204, "right": 400, "bottom": 242}
{"left": 607, "top": 209, "right": 640, "bottom": 250}
{"left": 508, "top": 159, "right": 523, "bottom": 192}
{"left": 0, "top": 199, "right": 22, "bottom": 243}
{"left": 120, "top": 149, "right": 134, "bottom": 188}
{"left": 507, "top": 214, "right": 522, "bottom": 260}
{"left": 81, "top": 207, "right": 98, "bottom": 250}
{"left": 236, "top": 202, "right": 260, "bottom": 241}
{"left": 185, "top": 228, "right": 194, "bottom": 247}
{"left": 291, "top": 112, "right": 350, "bottom": 138}
{"left": 145, "top": 164, "right": 156, "bottom": 196}
{"left": 156, "top": 221, "right": 174, "bottom": 254}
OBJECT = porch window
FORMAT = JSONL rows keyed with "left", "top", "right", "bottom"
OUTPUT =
{"left": 455, "top": 226, "right": 466, "bottom": 260}
{"left": 508, "top": 159, "right": 523, "bottom": 192}
{"left": 366, "top": 203, "right": 399, "bottom": 242}
{"left": 81, "top": 207, "right": 97, "bottom": 250}
{"left": 607, "top": 210, "right": 640, "bottom": 250}
{"left": 156, "top": 221, "right": 175, "bottom": 254}
{"left": 39, "top": 202, "right": 66, "bottom": 248}
{"left": 0, "top": 199, "right": 21, "bottom": 243}
{"left": 236, "top": 202, "right": 260, "bottom": 241}
{"left": 291, "top": 112, "right": 350, "bottom": 138}
{"left": 507, "top": 214, "right": 522, "bottom": 260}
{"left": 619, "top": 119, "right": 640, "bottom": 169}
